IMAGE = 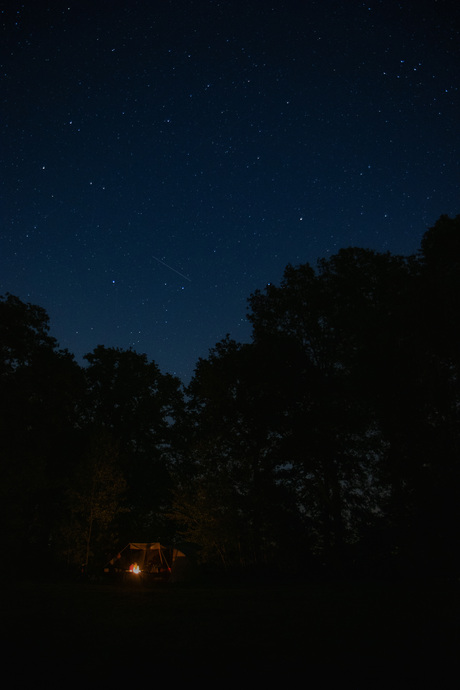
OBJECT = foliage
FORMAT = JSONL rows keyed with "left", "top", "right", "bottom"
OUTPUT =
{"left": 58, "top": 431, "right": 127, "bottom": 571}
{"left": 81, "top": 345, "right": 186, "bottom": 539}
{"left": 244, "top": 249, "right": 415, "bottom": 563}
{"left": 0, "top": 293, "right": 59, "bottom": 374}
{"left": 2, "top": 214, "right": 460, "bottom": 578}
{"left": 0, "top": 293, "right": 84, "bottom": 561}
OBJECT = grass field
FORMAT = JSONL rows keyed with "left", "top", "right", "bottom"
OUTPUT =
{"left": 2, "top": 577, "right": 459, "bottom": 683}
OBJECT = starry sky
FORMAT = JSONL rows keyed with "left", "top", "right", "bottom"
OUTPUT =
{"left": 1, "top": 0, "right": 459, "bottom": 384}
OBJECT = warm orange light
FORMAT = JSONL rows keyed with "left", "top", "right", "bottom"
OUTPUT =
{"left": 129, "top": 563, "right": 140, "bottom": 574}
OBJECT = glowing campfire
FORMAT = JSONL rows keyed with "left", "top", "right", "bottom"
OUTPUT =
{"left": 129, "top": 563, "right": 140, "bottom": 574}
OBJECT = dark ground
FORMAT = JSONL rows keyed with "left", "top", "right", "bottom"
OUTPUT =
{"left": 2, "top": 577, "right": 459, "bottom": 685}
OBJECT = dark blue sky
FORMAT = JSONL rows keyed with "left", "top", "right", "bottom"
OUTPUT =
{"left": 2, "top": 0, "right": 459, "bottom": 383}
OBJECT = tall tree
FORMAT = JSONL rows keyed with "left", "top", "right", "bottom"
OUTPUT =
{"left": 406, "top": 215, "right": 460, "bottom": 574}
{"left": 82, "top": 346, "right": 185, "bottom": 539}
{"left": 0, "top": 294, "right": 84, "bottom": 562}
{"left": 246, "top": 249, "right": 416, "bottom": 570}
{"left": 58, "top": 431, "right": 127, "bottom": 573}
{"left": 171, "top": 337, "right": 308, "bottom": 571}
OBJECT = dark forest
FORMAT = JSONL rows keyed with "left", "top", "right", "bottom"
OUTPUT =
{"left": 2, "top": 214, "right": 459, "bottom": 582}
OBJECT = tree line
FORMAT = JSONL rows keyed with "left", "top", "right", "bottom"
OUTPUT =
{"left": 1, "top": 214, "right": 459, "bottom": 580}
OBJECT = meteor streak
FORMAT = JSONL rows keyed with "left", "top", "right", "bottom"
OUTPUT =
{"left": 152, "top": 255, "right": 191, "bottom": 282}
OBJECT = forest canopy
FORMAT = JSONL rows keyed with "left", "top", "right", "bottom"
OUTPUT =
{"left": 1, "top": 214, "right": 459, "bottom": 579}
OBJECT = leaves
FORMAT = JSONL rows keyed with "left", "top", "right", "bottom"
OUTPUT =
{"left": 2, "top": 215, "right": 460, "bottom": 577}
{"left": 60, "top": 431, "right": 128, "bottom": 569}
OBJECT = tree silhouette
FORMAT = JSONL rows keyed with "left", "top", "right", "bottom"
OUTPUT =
{"left": 82, "top": 345, "right": 185, "bottom": 540}
{"left": 58, "top": 431, "right": 127, "bottom": 572}
{"left": 2, "top": 214, "right": 459, "bottom": 578}
{"left": 0, "top": 294, "right": 84, "bottom": 564}
{"left": 170, "top": 337, "right": 305, "bottom": 570}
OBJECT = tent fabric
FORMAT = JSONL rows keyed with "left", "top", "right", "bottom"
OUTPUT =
{"left": 106, "top": 542, "right": 192, "bottom": 582}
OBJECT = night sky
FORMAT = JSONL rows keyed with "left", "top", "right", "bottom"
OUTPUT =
{"left": 2, "top": 0, "right": 459, "bottom": 384}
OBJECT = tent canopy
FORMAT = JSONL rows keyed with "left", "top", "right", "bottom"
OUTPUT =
{"left": 106, "top": 542, "right": 191, "bottom": 581}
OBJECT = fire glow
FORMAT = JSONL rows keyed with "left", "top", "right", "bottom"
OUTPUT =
{"left": 129, "top": 564, "right": 140, "bottom": 574}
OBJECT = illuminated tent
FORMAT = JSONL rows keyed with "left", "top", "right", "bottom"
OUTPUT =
{"left": 105, "top": 542, "right": 192, "bottom": 582}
